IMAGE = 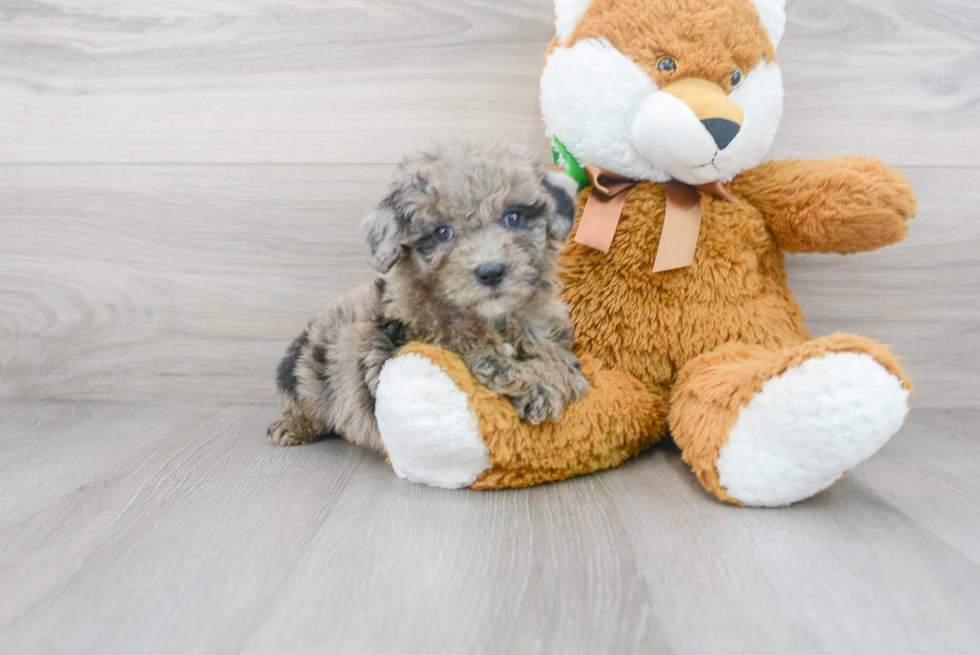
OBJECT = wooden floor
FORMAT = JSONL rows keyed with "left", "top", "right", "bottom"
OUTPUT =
{"left": 3, "top": 0, "right": 980, "bottom": 653}
{"left": 0, "top": 402, "right": 978, "bottom": 654}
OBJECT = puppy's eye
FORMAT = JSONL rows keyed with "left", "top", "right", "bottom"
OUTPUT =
{"left": 730, "top": 69, "right": 743, "bottom": 88}
{"left": 434, "top": 226, "right": 454, "bottom": 242}
{"left": 657, "top": 56, "right": 677, "bottom": 73}
{"left": 503, "top": 211, "right": 526, "bottom": 229}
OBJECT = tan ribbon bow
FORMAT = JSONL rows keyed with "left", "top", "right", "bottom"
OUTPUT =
{"left": 572, "top": 163, "right": 735, "bottom": 273}
{"left": 572, "top": 164, "right": 639, "bottom": 254}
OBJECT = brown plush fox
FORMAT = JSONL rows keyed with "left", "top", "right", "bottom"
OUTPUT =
{"left": 373, "top": 0, "right": 917, "bottom": 507}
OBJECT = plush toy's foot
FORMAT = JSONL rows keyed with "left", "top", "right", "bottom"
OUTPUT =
{"left": 376, "top": 343, "right": 667, "bottom": 490}
{"left": 670, "top": 334, "right": 913, "bottom": 507}
{"left": 375, "top": 351, "right": 492, "bottom": 489}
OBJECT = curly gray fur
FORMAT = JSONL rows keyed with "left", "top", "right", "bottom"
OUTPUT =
{"left": 268, "top": 141, "right": 588, "bottom": 452}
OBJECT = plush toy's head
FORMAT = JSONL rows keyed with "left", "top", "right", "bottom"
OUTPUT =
{"left": 541, "top": 0, "right": 786, "bottom": 186}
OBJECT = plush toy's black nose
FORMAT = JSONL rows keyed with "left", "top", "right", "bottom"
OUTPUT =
{"left": 701, "top": 118, "right": 741, "bottom": 150}
{"left": 475, "top": 262, "right": 507, "bottom": 287}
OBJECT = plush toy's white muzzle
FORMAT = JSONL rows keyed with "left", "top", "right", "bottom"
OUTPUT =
{"left": 631, "top": 78, "right": 747, "bottom": 186}
{"left": 631, "top": 93, "right": 725, "bottom": 186}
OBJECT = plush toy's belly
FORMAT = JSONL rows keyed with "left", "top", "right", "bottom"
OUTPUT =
{"left": 558, "top": 183, "right": 809, "bottom": 397}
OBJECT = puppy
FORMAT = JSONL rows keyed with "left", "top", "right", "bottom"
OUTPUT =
{"left": 267, "top": 141, "right": 589, "bottom": 452}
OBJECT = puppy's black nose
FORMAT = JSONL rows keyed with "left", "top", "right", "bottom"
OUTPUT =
{"left": 475, "top": 262, "right": 507, "bottom": 287}
{"left": 701, "top": 118, "right": 741, "bottom": 150}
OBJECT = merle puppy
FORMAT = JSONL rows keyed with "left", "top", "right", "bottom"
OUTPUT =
{"left": 268, "top": 141, "right": 589, "bottom": 452}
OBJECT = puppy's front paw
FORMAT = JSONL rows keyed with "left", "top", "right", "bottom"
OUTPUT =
{"left": 268, "top": 411, "right": 319, "bottom": 447}
{"left": 512, "top": 383, "right": 565, "bottom": 425}
{"left": 469, "top": 355, "right": 517, "bottom": 393}
{"left": 567, "top": 365, "right": 591, "bottom": 403}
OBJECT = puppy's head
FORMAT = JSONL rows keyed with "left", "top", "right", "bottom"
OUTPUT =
{"left": 363, "top": 141, "right": 578, "bottom": 319}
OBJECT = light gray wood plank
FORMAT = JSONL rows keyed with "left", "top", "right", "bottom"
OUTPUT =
{"left": 0, "top": 0, "right": 978, "bottom": 165}
{"left": 851, "top": 409, "right": 980, "bottom": 565}
{"left": 2, "top": 164, "right": 976, "bottom": 407}
{"left": 0, "top": 401, "right": 667, "bottom": 655}
{"left": 0, "top": 403, "right": 228, "bottom": 629}
{"left": 599, "top": 442, "right": 980, "bottom": 654}
{"left": 773, "top": 0, "right": 980, "bottom": 165}
{"left": 0, "top": 164, "right": 384, "bottom": 403}
{"left": 0, "top": 402, "right": 221, "bottom": 529}
{"left": 237, "top": 472, "right": 666, "bottom": 655}
{"left": 2, "top": 402, "right": 979, "bottom": 655}
{"left": 0, "top": 0, "right": 556, "bottom": 164}
{"left": 0, "top": 402, "right": 371, "bottom": 655}
{"left": 1, "top": 0, "right": 978, "bottom": 651}
{"left": 0, "top": 400, "right": 88, "bottom": 443}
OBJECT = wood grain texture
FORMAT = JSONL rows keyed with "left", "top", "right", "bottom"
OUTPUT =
{"left": 2, "top": 2, "right": 978, "bottom": 653}
{"left": 774, "top": 0, "right": 980, "bottom": 165}
{"left": 851, "top": 410, "right": 980, "bottom": 566}
{"left": 1, "top": 0, "right": 978, "bottom": 165}
{"left": 1, "top": 163, "right": 977, "bottom": 406}
{"left": 0, "top": 164, "right": 381, "bottom": 402}
{"left": 1, "top": 402, "right": 978, "bottom": 654}
{"left": 1, "top": 0, "right": 978, "bottom": 406}
{"left": 0, "top": 0, "right": 556, "bottom": 164}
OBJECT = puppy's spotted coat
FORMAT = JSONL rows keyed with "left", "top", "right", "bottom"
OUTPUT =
{"left": 268, "top": 141, "right": 588, "bottom": 451}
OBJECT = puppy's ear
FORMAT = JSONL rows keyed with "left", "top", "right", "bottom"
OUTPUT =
{"left": 542, "top": 169, "right": 579, "bottom": 241}
{"left": 362, "top": 196, "right": 405, "bottom": 273}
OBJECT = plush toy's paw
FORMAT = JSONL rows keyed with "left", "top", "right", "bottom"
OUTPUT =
{"left": 852, "top": 156, "right": 918, "bottom": 221}
{"left": 716, "top": 351, "right": 909, "bottom": 507}
{"left": 735, "top": 157, "right": 917, "bottom": 254}
{"left": 375, "top": 352, "right": 491, "bottom": 489}
{"left": 267, "top": 411, "right": 320, "bottom": 447}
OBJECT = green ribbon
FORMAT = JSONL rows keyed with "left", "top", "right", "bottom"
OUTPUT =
{"left": 551, "top": 136, "right": 591, "bottom": 191}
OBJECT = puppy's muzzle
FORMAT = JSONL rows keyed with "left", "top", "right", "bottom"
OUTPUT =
{"left": 474, "top": 262, "right": 507, "bottom": 287}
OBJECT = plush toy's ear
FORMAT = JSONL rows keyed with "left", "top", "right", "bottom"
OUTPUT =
{"left": 362, "top": 196, "right": 405, "bottom": 273}
{"left": 543, "top": 169, "right": 579, "bottom": 241}
{"left": 554, "top": 0, "right": 592, "bottom": 44}
{"left": 748, "top": 0, "right": 787, "bottom": 50}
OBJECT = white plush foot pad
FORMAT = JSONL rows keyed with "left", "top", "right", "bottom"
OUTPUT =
{"left": 716, "top": 352, "right": 910, "bottom": 507}
{"left": 375, "top": 353, "right": 491, "bottom": 489}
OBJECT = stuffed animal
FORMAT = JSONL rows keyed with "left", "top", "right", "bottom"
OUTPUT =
{"left": 373, "top": 0, "right": 917, "bottom": 506}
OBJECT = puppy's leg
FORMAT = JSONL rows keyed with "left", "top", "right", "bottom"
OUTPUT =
{"left": 508, "top": 354, "right": 590, "bottom": 424}
{"left": 466, "top": 349, "right": 589, "bottom": 425}
{"left": 269, "top": 279, "right": 387, "bottom": 449}
{"left": 269, "top": 327, "right": 331, "bottom": 447}
{"left": 516, "top": 354, "right": 591, "bottom": 423}
{"left": 268, "top": 409, "right": 320, "bottom": 446}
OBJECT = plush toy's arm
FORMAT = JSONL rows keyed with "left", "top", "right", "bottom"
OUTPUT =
{"left": 730, "top": 157, "right": 917, "bottom": 254}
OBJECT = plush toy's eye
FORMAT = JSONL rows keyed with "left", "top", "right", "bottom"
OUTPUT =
{"left": 434, "top": 226, "right": 454, "bottom": 242}
{"left": 657, "top": 57, "right": 677, "bottom": 73}
{"left": 503, "top": 211, "right": 526, "bottom": 229}
{"left": 730, "top": 69, "right": 743, "bottom": 88}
